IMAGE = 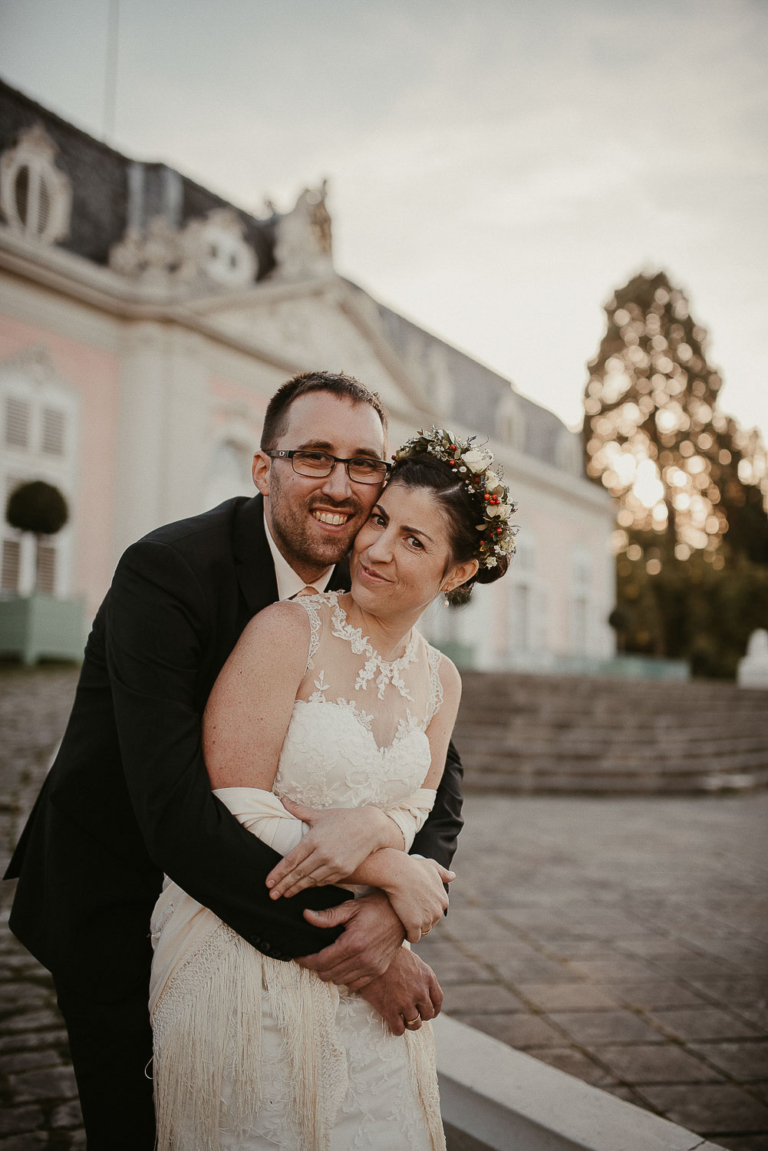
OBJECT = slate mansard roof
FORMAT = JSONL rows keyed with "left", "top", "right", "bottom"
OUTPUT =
{"left": 0, "top": 77, "right": 583, "bottom": 477}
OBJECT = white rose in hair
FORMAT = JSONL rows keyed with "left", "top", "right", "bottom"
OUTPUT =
{"left": 462, "top": 449, "right": 491, "bottom": 473}
{"left": 487, "top": 503, "right": 513, "bottom": 519}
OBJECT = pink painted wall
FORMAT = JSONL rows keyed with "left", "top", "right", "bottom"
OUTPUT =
{"left": 0, "top": 313, "right": 120, "bottom": 620}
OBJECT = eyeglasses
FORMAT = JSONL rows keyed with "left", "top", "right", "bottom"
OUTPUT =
{"left": 264, "top": 449, "right": 391, "bottom": 485}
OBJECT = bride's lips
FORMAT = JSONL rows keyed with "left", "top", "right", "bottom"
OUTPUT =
{"left": 359, "top": 562, "right": 392, "bottom": 585}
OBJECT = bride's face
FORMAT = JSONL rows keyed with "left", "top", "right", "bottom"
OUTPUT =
{"left": 351, "top": 482, "right": 478, "bottom": 617}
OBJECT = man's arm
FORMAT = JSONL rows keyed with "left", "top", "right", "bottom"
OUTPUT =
{"left": 106, "top": 539, "right": 349, "bottom": 960}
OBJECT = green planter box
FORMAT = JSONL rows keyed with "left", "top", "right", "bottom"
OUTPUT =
{"left": 0, "top": 594, "right": 85, "bottom": 665}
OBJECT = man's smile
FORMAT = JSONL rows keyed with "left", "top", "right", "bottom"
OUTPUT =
{"left": 311, "top": 509, "right": 353, "bottom": 527}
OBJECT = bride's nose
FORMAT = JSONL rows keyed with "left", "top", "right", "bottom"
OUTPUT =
{"left": 365, "top": 531, "right": 394, "bottom": 565}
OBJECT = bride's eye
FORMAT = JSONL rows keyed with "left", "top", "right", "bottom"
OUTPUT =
{"left": 407, "top": 535, "right": 424, "bottom": 550}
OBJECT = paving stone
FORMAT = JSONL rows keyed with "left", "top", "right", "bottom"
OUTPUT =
{"left": 514, "top": 981, "right": 621, "bottom": 1011}
{"left": 2, "top": 1010, "right": 63, "bottom": 1033}
{"left": 0, "top": 1030, "right": 69, "bottom": 1053}
{"left": 444, "top": 982, "right": 526, "bottom": 1014}
{"left": 687, "top": 977, "right": 768, "bottom": 1006}
{"left": 10, "top": 1065, "right": 79, "bottom": 1103}
{"left": 534, "top": 939, "right": 622, "bottom": 959}
{"left": 428, "top": 959, "right": 495, "bottom": 985}
{"left": 650, "top": 954, "right": 744, "bottom": 981}
{"left": 610, "top": 980, "right": 710, "bottom": 1009}
{"left": 455, "top": 1011, "right": 566, "bottom": 1048}
{"left": 545, "top": 1009, "right": 665, "bottom": 1045}
{"left": 459, "top": 939, "right": 544, "bottom": 963}
{"left": 0, "top": 1107, "right": 44, "bottom": 1137}
{"left": 689, "top": 1041, "right": 768, "bottom": 1081}
{"left": 525, "top": 1046, "right": 617, "bottom": 1087}
{"left": 614, "top": 937, "right": 703, "bottom": 959}
{"left": 0, "top": 1135, "right": 50, "bottom": 1150}
{"left": 50, "top": 1101, "right": 83, "bottom": 1129}
{"left": 648, "top": 1008, "right": 764, "bottom": 1042}
{"left": 439, "top": 910, "right": 518, "bottom": 941}
{"left": 714, "top": 1137, "right": 768, "bottom": 1151}
{"left": 635, "top": 1082, "right": 768, "bottom": 1134}
{"left": 595, "top": 1042, "right": 725, "bottom": 1084}
{"left": 0, "top": 1049, "right": 61, "bottom": 1073}
{"left": 489, "top": 956, "right": 577, "bottom": 983}
{"left": 566, "top": 957, "right": 661, "bottom": 982}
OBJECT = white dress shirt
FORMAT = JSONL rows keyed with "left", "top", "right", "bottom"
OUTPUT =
{"left": 263, "top": 511, "right": 335, "bottom": 601}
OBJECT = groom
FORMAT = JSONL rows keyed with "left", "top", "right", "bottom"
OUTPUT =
{"left": 6, "top": 370, "right": 464, "bottom": 1150}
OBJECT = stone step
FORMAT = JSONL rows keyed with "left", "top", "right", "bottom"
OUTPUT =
{"left": 456, "top": 718, "right": 768, "bottom": 740}
{"left": 463, "top": 765, "right": 768, "bottom": 795}
{"left": 454, "top": 734, "right": 768, "bottom": 759}
{"left": 452, "top": 670, "right": 768, "bottom": 794}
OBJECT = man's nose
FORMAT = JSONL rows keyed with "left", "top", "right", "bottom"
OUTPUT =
{"left": 320, "top": 461, "right": 354, "bottom": 502}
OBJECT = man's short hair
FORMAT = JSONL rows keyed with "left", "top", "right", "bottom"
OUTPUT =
{"left": 260, "top": 371, "right": 388, "bottom": 449}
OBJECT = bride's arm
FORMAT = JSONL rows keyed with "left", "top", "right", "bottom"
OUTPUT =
{"left": 203, "top": 601, "right": 311, "bottom": 791}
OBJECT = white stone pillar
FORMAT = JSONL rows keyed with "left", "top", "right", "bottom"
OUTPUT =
{"left": 113, "top": 321, "right": 168, "bottom": 559}
{"left": 162, "top": 329, "right": 209, "bottom": 524}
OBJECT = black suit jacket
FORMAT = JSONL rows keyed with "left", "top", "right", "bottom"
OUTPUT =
{"left": 6, "top": 495, "right": 464, "bottom": 1002}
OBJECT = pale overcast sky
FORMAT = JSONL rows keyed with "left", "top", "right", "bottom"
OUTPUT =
{"left": 1, "top": 0, "right": 766, "bottom": 440}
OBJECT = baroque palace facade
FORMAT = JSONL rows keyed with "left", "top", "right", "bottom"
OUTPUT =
{"left": 0, "top": 79, "right": 615, "bottom": 671}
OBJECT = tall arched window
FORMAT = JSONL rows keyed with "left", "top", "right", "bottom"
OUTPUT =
{"left": 0, "top": 349, "right": 79, "bottom": 596}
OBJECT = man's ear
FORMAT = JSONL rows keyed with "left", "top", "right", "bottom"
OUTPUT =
{"left": 252, "top": 451, "right": 270, "bottom": 496}
{"left": 442, "top": 558, "right": 480, "bottom": 594}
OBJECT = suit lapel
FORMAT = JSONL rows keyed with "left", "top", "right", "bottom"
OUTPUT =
{"left": 232, "top": 494, "right": 279, "bottom": 622}
{"left": 233, "top": 493, "right": 352, "bottom": 621}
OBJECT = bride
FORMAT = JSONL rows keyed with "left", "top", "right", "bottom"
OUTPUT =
{"left": 148, "top": 428, "right": 516, "bottom": 1150}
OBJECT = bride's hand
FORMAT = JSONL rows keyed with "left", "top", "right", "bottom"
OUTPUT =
{"left": 266, "top": 800, "right": 395, "bottom": 898}
{"left": 382, "top": 856, "right": 455, "bottom": 943}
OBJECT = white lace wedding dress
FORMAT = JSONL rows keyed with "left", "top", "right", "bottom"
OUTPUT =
{"left": 149, "top": 590, "right": 448, "bottom": 1151}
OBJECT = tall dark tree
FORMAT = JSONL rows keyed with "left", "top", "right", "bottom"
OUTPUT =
{"left": 584, "top": 270, "right": 768, "bottom": 562}
{"left": 583, "top": 271, "right": 768, "bottom": 675}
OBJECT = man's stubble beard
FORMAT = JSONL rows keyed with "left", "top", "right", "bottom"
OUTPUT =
{"left": 267, "top": 481, "right": 364, "bottom": 573}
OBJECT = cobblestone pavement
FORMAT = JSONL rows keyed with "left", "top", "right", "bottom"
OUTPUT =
{"left": 1, "top": 666, "right": 767, "bottom": 1150}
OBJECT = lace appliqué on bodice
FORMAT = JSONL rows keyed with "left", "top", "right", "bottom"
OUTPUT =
{"left": 329, "top": 594, "right": 418, "bottom": 699}
{"left": 274, "top": 591, "right": 444, "bottom": 810}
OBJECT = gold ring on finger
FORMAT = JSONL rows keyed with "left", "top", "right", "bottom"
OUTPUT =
{"left": 404, "top": 1015, "right": 421, "bottom": 1027}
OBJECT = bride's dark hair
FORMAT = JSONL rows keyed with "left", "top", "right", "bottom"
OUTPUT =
{"left": 388, "top": 454, "right": 511, "bottom": 605}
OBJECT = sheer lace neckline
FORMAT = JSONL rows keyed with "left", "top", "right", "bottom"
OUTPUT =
{"left": 325, "top": 591, "right": 419, "bottom": 701}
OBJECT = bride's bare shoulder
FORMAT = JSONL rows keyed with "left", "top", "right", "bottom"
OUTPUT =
{"left": 236, "top": 600, "right": 311, "bottom": 654}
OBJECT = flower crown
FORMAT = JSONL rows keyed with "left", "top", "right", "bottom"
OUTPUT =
{"left": 392, "top": 427, "right": 519, "bottom": 568}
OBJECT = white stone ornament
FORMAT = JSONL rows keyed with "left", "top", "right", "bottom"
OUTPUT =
{"left": 0, "top": 124, "right": 72, "bottom": 246}
{"left": 737, "top": 629, "right": 768, "bottom": 689}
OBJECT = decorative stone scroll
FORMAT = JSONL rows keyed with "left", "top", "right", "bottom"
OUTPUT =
{"left": 0, "top": 124, "right": 72, "bottom": 246}
{"left": 109, "top": 207, "right": 257, "bottom": 289}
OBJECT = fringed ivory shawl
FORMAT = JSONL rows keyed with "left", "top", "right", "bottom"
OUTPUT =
{"left": 149, "top": 787, "right": 443, "bottom": 1151}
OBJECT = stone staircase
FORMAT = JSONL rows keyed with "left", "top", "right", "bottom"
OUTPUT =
{"left": 453, "top": 670, "right": 768, "bottom": 794}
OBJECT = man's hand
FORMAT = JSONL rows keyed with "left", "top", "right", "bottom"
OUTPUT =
{"left": 359, "top": 948, "right": 443, "bottom": 1036}
{"left": 295, "top": 891, "right": 405, "bottom": 987}
{"left": 266, "top": 801, "right": 399, "bottom": 899}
